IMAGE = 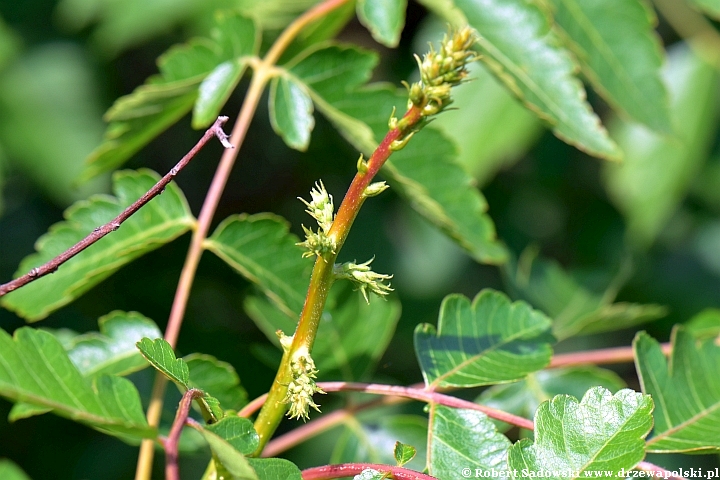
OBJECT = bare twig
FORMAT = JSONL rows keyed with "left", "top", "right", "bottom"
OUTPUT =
{"left": 302, "top": 463, "right": 438, "bottom": 480}
{"left": 165, "top": 389, "right": 204, "bottom": 480}
{"left": 0, "top": 116, "right": 232, "bottom": 298}
{"left": 549, "top": 343, "right": 671, "bottom": 368}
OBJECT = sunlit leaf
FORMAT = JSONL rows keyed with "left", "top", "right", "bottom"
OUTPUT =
{"left": 247, "top": 458, "right": 303, "bottom": 480}
{"left": 635, "top": 327, "right": 720, "bottom": 453}
{"left": 428, "top": 405, "right": 510, "bottom": 478}
{"left": 1, "top": 170, "right": 195, "bottom": 321}
{"left": 357, "top": 0, "right": 407, "bottom": 47}
{"left": 205, "top": 416, "right": 258, "bottom": 455}
{"left": 508, "top": 387, "right": 653, "bottom": 479}
{"left": 415, "top": 289, "right": 553, "bottom": 390}
{"left": 478, "top": 366, "right": 626, "bottom": 432}
{"left": 394, "top": 441, "right": 417, "bottom": 467}
{"left": 0, "top": 327, "right": 153, "bottom": 439}
{"left": 197, "top": 424, "right": 258, "bottom": 480}
{"left": 193, "top": 60, "right": 246, "bottom": 128}
{"left": 205, "top": 213, "right": 313, "bottom": 317}
{"left": 548, "top": 0, "right": 671, "bottom": 133}
{"left": 136, "top": 337, "right": 189, "bottom": 388}
{"left": 603, "top": 43, "right": 720, "bottom": 246}
{"left": 269, "top": 74, "right": 315, "bottom": 151}
{"left": 446, "top": 0, "right": 621, "bottom": 160}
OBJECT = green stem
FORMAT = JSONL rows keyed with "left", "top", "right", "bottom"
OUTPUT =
{"left": 252, "top": 106, "right": 424, "bottom": 454}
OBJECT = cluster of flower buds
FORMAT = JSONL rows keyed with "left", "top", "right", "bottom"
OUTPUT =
{"left": 388, "top": 26, "right": 477, "bottom": 151}
{"left": 297, "top": 181, "right": 337, "bottom": 259}
{"left": 334, "top": 258, "right": 393, "bottom": 303}
{"left": 281, "top": 345, "right": 325, "bottom": 421}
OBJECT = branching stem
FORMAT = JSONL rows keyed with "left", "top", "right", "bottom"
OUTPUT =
{"left": 0, "top": 117, "right": 231, "bottom": 297}
{"left": 164, "top": 389, "right": 204, "bottom": 480}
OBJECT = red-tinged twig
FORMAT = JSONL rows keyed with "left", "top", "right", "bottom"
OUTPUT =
{"left": 636, "top": 461, "right": 688, "bottom": 480}
{"left": 549, "top": 343, "right": 671, "bottom": 368}
{"left": 302, "top": 463, "right": 438, "bottom": 480}
{"left": 165, "top": 389, "right": 204, "bottom": 480}
{"left": 0, "top": 116, "right": 232, "bottom": 298}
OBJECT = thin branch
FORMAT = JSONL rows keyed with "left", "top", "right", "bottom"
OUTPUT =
{"left": 165, "top": 389, "right": 204, "bottom": 480}
{"left": 302, "top": 463, "right": 438, "bottom": 480}
{"left": 549, "top": 343, "right": 671, "bottom": 368}
{"left": 637, "top": 461, "right": 688, "bottom": 480}
{"left": 0, "top": 116, "right": 232, "bottom": 298}
{"left": 317, "top": 382, "right": 535, "bottom": 430}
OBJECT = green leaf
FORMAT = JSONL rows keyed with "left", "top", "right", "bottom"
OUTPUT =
{"left": 83, "top": 13, "right": 260, "bottom": 179}
{"left": 186, "top": 354, "right": 248, "bottom": 411}
{"left": 603, "top": 43, "right": 720, "bottom": 246}
{"left": 136, "top": 337, "right": 189, "bottom": 388}
{"left": 548, "top": 0, "right": 671, "bottom": 133}
{"left": 191, "top": 12, "right": 260, "bottom": 128}
{"left": 1, "top": 170, "right": 194, "bottom": 321}
{"left": 331, "top": 413, "right": 428, "bottom": 472}
{"left": 428, "top": 405, "right": 510, "bottom": 478}
{"left": 447, "top": 0, "right": 620, "bottom": 160}
{"left": 0, "top": 327, "right": 153, "bottom": 439}
{"left": 384, "top": 128, "right": 508, "bottom": 264}
{"left": 245, "top": 283, "right": 401, "bottom": 380}
{"left": 205, "top": 213, "right": 312, "bottom": 317}
{"left": 193, "top": 60, "right": 246, "bottom": 129}
{"left": 357, "top": 0, "right": 407, "bottom": 47}
{"left": 394, "top": 441, "right": 416, "bottom": 467}
{"left": 415, "top": 289, "right": 553, "bottom": 390}
{"left": 508, "top": 387, "right": 653, "bottom": 479}
{"left": 0, "top": 459, "right": 31, "bottom": 480}
{"left": 205, "top": 416, "right": 258, "bottom": 455}
{"left": 687, "top": 0, "right": 720, "bottom": 20}
{"left": 685, "top": 308, "right": 720, "bottom": 341}
{"left": 65, "top": 311, "right": 162, "bottom": 377}
{"left": 505, "top": 254, "right": 666, "bottom": 340}
{"left": 196, "top": 424, "right": 259, "bottom": 480}
{"left": 635, "top": 327, "right": 720, "bottom": 453}
{"left": 478, "top": 366, "right": 626, "bottom": 432}
{"left": 247, "top": 458, "right": 303, "bottom": 480}
{"left": 269, "top": 74, "right": 316, "bottom": 151}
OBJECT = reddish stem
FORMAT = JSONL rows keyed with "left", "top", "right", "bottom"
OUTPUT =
{"left": 302, "top": 463, "right": 438, "bottom": 480}
{"left": 549, "top": 343, "right": 671, "bottom": 368}
{"left": 0, "top": 117, "right": 231, "bottom": 297}
{"left": 165, "top": 389, "right": 204, "bottom": 480}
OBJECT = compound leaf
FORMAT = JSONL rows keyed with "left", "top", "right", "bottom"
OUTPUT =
{"left": 136, "top": 337, "right": 189, "bottom": 388}
{"left": 204, "top": 213, "right": 312, "bottom": 317}
{"left": 548, "top": 0, "right": 671, "bottom": 133}
{"left": 1, "top": 170, "right": 195, "bottom": 321}
{"left": 414, "top": 289, "right": 553, "bottom": 390}
{"left": 0, "top": 327, "right": 153, "bottom": 439}
{"left": 450, "top": 0, "right": 620, "bottom": 160}
{"left": 269, "top": 74, "right": 315, "bottom": 151}
{"left": 635, "top": 328, "right": 720, "bottom": 453}
{"left": 428, "top": 405, "right": 510, "bottom": 478}
{"left": 357, "top": 0, "right": 407, "bottom": 47}
{"left": 508, "top": 387, "right": 653, "bottom": 479}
